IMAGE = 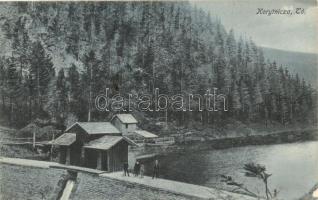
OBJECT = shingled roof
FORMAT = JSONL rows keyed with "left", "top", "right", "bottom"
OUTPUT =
{"left": 111, "top": 114, "right": 138, "bottom": 124}
{"left": 52, "top": 133, "right": 76, "bottom": 146}
{"left": 65, "top": 122, "right": 121, "bottom": 135}
{"left": 83, "top": 135, "right": 137, "bottom": 150}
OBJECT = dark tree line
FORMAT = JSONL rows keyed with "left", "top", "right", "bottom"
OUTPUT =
{"left": 0, "top": 2, "right": 316, "bottom": 129}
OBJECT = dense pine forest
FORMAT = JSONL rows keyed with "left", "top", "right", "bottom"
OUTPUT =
{"left": 0, "top": 1, "right": 316, "bottom": 130}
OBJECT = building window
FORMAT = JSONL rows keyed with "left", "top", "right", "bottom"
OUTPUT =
{"left": 126, "top": 124, "right": 128, "bottom": 129}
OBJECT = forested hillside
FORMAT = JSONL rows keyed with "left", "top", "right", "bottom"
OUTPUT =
{"left": 262, "top": 47, "right": 318, "bottom": 87}
{"left": 0, "top": 1, "right": 316, "bottom": 129}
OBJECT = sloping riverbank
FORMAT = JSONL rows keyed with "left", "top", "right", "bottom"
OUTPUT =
{"left": 0, "top": 164, "right": 65, "bottom": 200}
{"left": 0, "top": 157, "right": 256, "bottom": 200}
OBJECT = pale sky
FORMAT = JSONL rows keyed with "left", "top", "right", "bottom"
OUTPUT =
{"left": 190, "top": 0, "right": 318, "bottom": 54}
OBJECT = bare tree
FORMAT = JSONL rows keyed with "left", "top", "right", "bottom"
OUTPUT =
{"left": 243, "top": 162, "right": 273, "bottom": 200}
{"left": 221, "top": 163, "right": 277, "bottom": 200}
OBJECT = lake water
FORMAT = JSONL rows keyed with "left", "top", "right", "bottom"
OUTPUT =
{"left": 145, "top": 141, "right": 318, "bottom": 200}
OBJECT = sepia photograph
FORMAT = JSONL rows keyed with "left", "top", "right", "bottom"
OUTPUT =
{"left": 0, "top": 0, "right": 317, "bottom": 199}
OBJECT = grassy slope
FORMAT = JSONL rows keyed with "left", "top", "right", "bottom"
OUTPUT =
{"left": 0, "top": 126, "right": 47, "bottom": 159}
{"left": 0, "top": 164, "right": 66, "bottom": 200}
{"left": 0, "top": 163, "right": 194, "bottom": 200}
{"left": 71, "top": 173, "right": 193, "bottom": 200}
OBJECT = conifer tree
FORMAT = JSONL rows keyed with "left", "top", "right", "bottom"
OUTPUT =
{"left": 67, "top": 64, "right": 81, "bottom": 114}
{"left": 82, "top": 50, "right": 101, "bottom": 121}
{"left": 29, "top": 41, "right": 54, "bottom": 115}
{"left": 232, "top": 81, "right": 241, "bottom": 116}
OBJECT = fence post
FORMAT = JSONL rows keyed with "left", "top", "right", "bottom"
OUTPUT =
{"left": 33, "top": 132, "right": 36, "bottom": 148}
{"left": 50, "top": 132, "right": 55, "bottom": 161}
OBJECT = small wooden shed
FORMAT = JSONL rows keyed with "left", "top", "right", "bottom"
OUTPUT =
{"left": 52, "top": 133, "right": 81, "bottom": 165}
{"left": 83, "top": 135, "right": 135, "bottom": 171}
{"left": 111, "top": 114, "right": 138, "bottom": 135}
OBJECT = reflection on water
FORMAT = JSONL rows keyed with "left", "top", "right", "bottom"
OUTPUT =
{"left": 145, "top": 141, "right": 318, "bottom": 200}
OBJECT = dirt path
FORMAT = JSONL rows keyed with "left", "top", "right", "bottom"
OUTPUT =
{"left": 101, "top": 172, "right": 257, "bottom": 199}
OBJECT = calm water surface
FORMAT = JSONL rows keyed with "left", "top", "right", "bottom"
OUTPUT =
{"left": 145, "top": 141, "right": 318, "bottom": 200}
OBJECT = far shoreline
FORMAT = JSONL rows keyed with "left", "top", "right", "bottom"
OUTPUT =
{"left": 131, "top": 128, "right": 318, "bottom": 160}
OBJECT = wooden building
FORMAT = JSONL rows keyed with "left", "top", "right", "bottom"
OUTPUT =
{"left": 52, "top": 116, "right": 137, "bottom": 172}
{"left": 52, "top": 114, "right": 159, "bottom": 172}
{"left": 53, "top": 133, "right": 79, "bottom": 165}
{"left": 111, "top": 114, "right": 138, "bottom": 136}
{"left": 83, "top": 135, "right": 131, "bottom": 171}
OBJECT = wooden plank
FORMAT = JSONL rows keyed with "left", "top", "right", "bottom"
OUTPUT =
{"left": 50, "top": 164, "right": 104, "bottom": 174}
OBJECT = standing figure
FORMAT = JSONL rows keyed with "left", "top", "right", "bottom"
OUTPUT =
{"left": 123, "top": 162, "right": 129, "bottom": 176}
{"left": 134, "top": 161, "right": 140, "bottom": 176}
{"left": 133, "top": 161, "right": 138, "bottom": 176}
{"left": 140, "top": 163, "right": 145, "bottom": 178}
{"left": 136, "top": 161, "right": 140, "bottom": 176}
{"left": 152, "top": 159, "right": 159, "bottom": 179}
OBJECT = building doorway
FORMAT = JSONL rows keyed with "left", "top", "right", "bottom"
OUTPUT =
{"left": 101, "top": 151, "right": 108, "bottom": 171}
{"left": 84, "top": 148, "right": 97, "bottom": 169}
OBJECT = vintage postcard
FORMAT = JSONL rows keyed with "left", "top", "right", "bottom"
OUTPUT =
{"left": 0, "top": 0, "right": 317, "bottom": 200}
